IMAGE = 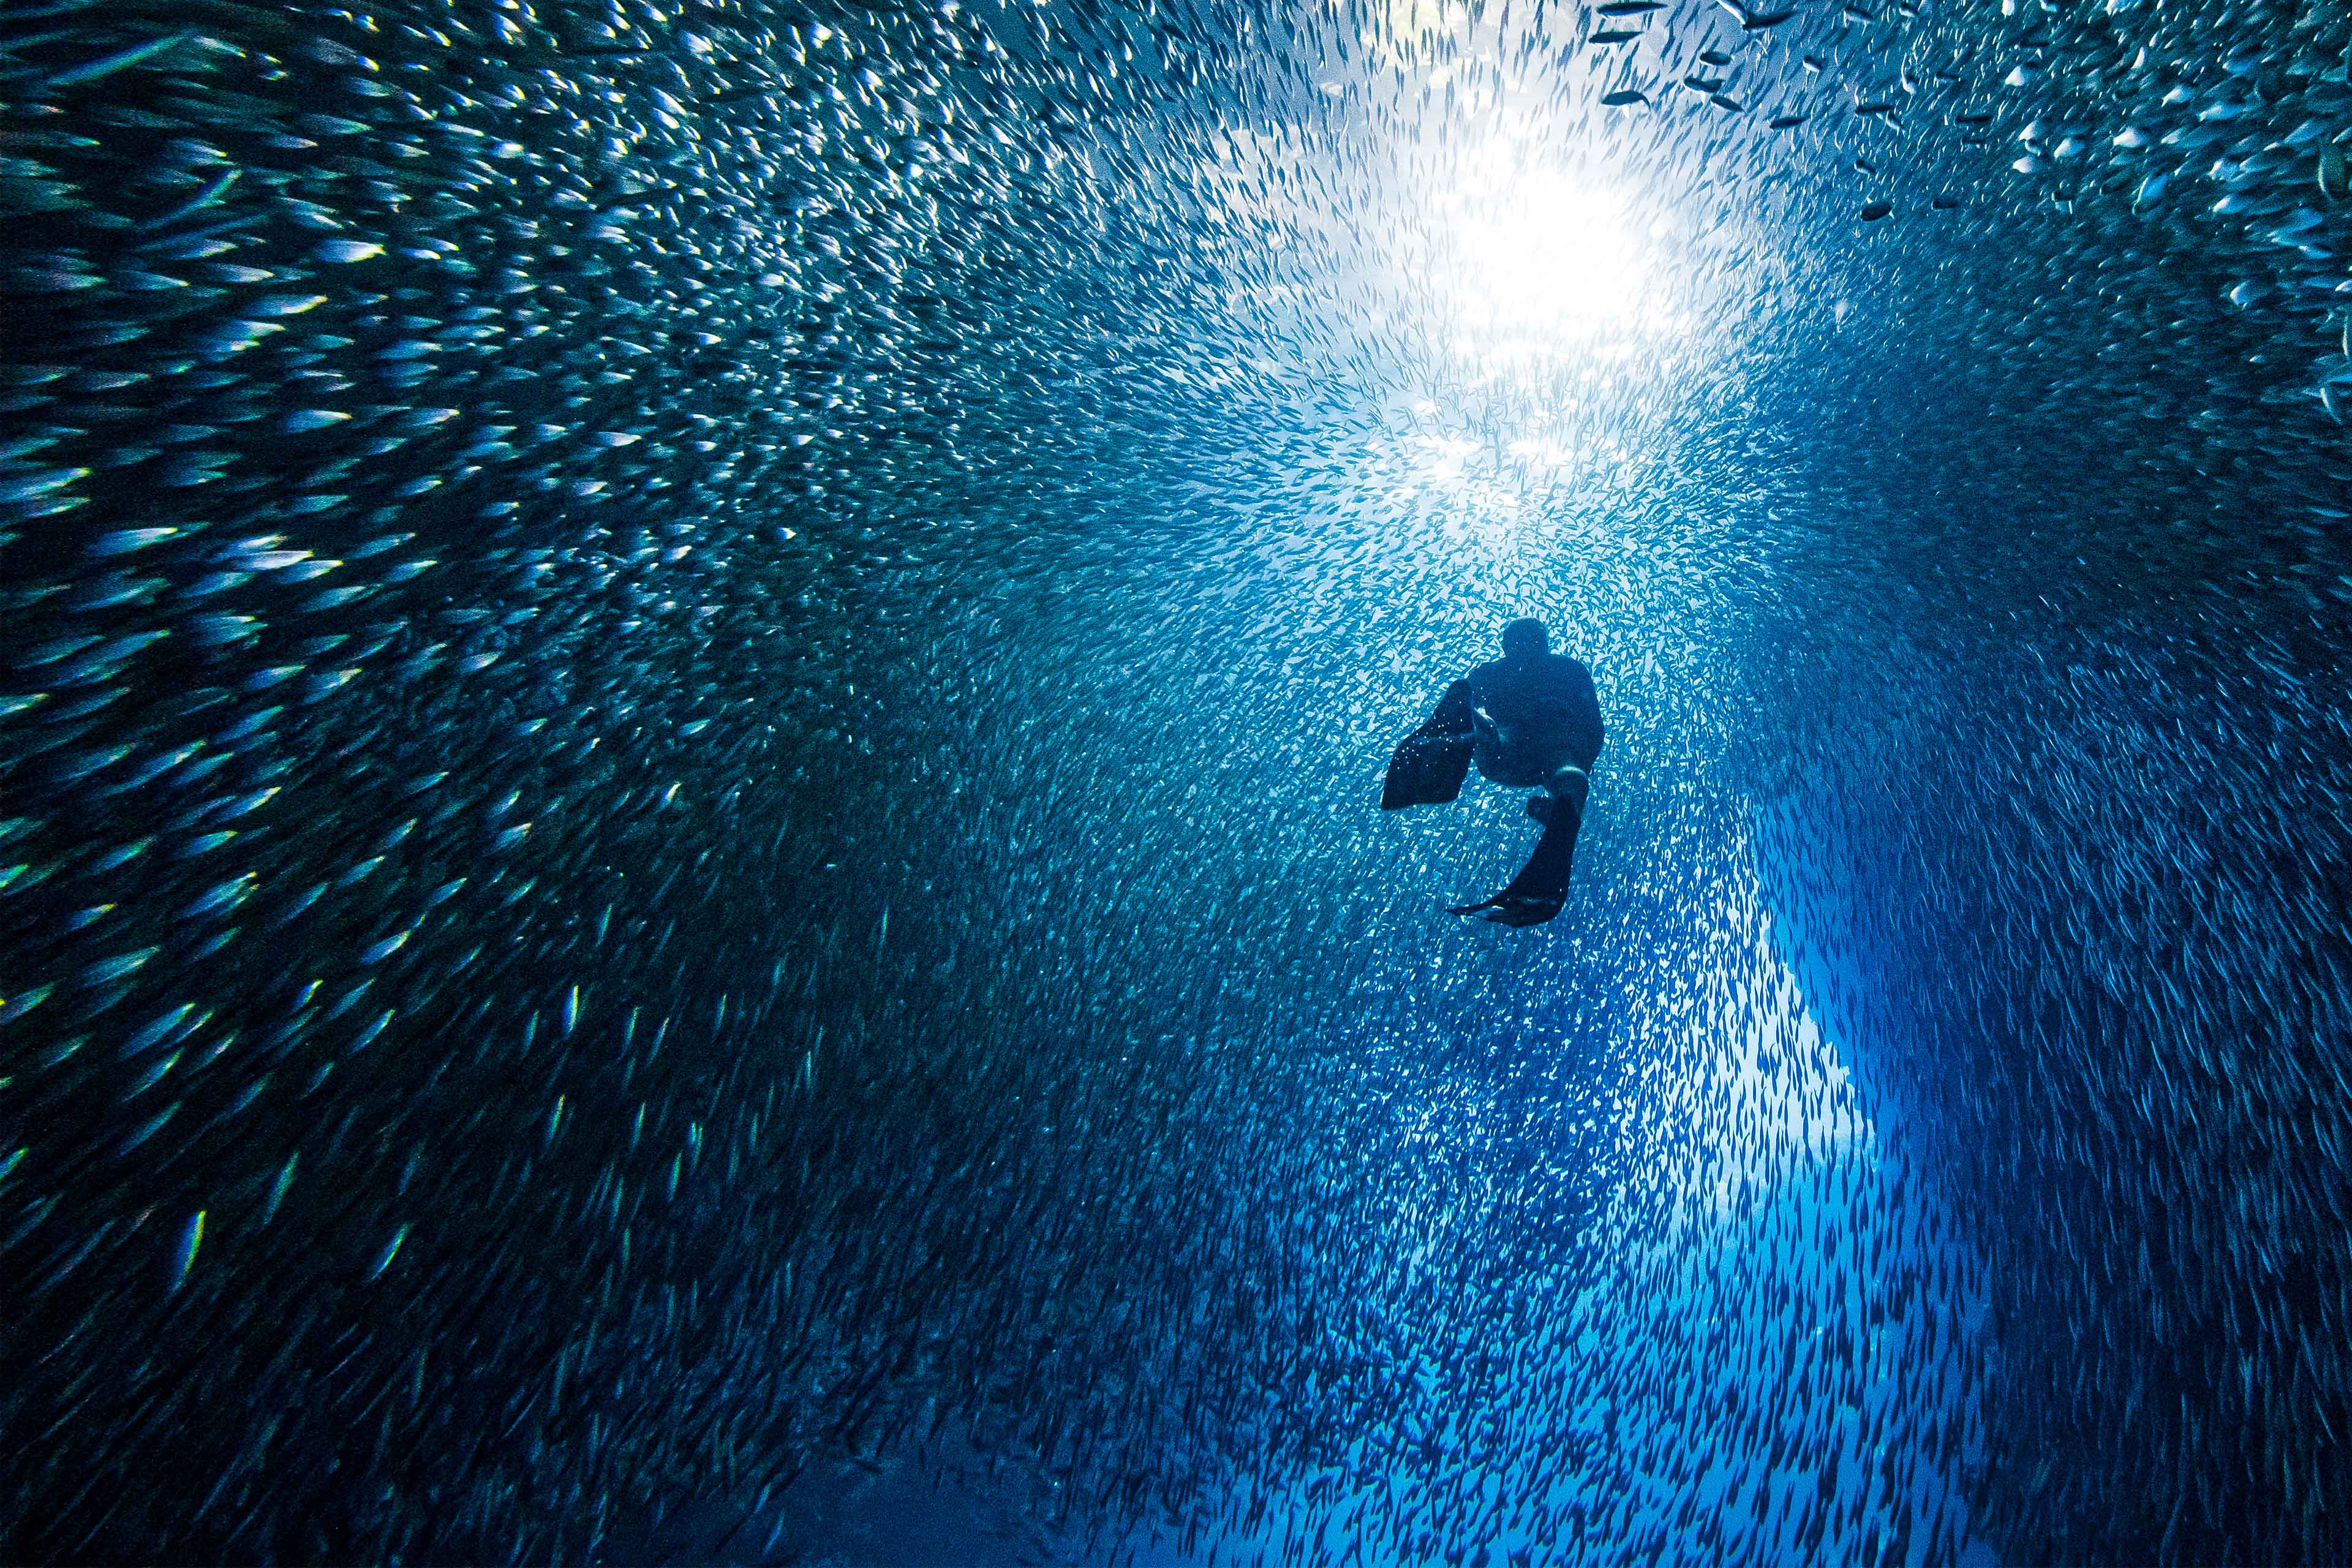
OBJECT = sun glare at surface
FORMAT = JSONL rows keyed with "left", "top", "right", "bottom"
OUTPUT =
{"left": 1449, "top": 172, "right": 1646, "bottom": 336}
{"left": 1420, "top": 151, "right": 1665, "bottom": 350}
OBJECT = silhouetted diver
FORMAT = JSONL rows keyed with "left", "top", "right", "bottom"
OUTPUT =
{"left": 1381, "top": 618, "right": 1604, "bottom": 927}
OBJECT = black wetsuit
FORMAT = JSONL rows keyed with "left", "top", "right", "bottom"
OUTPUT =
{"left": 1460, "top": 652, "right": 1604, "bottom": 788}
{"left": 1381, "top": 652, "right": 1605, "bottom": 924}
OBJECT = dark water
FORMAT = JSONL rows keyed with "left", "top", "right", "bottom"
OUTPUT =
{"left": 2, "top": 0, "right": 2348, "bottom": 1562}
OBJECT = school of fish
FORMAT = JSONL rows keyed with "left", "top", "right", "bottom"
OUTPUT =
{"left": 1, "top": 0, "right": 2348, "bottom": 1562}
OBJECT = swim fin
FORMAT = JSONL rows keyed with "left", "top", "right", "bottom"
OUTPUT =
{"left": 1450, "top": 785, "right": 1585, "bottom": 927}
{"left": 1447, "top": 891, "right": 1564, "bottom": 927}
{"left": 1382, "top": 679, "right": 1474, "bottom": 810}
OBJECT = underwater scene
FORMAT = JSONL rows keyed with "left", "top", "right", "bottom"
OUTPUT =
{"left": 1, "top": 0, "right": 2348, "bottom": 1562}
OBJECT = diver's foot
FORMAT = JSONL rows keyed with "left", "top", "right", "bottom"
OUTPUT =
{"left": 1526, "top": 794, "right": 1558, "bottom": 826}
{"left": 1446, "top": 892, "right": 1566, "bottom": 927}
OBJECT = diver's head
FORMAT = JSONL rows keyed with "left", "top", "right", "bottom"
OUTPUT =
{"left": 1501, "top": 619, "right": 1548, "bottom": 661}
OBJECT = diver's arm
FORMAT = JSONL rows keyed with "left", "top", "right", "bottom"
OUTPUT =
{"left": 1563, "top": 661, "right": 1604, "bottom": 766}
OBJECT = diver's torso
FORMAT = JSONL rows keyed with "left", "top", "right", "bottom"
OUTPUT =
{"left": 1466, "top": 655, "right": 1602, "bottom": 786}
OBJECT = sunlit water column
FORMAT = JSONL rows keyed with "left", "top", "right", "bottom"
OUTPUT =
{"left": 1500, "top": 854, "right": 1993, "bottom": 1568}
{"left": 1131, "top": 816, "right": 1993, "bottom": 1567}
{"left": 1109, "top": 78, "right": 2000, "bottom": 1561}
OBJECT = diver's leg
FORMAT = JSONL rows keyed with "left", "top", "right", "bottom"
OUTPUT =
{"left": 1524, "top": 764, "right": 1587, "bottom": 826}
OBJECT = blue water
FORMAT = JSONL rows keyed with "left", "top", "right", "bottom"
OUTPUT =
{"left": 2, "top": 0, "right": 2349, "bottom": 1562}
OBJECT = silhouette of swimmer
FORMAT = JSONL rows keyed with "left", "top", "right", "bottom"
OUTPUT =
{"left": 1381, "top": 619, "right": 1604, "bottom": 927}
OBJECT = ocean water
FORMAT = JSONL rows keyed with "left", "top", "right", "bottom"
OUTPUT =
{"left": 2, "top": 0, "right": 2348, "bottom": 1562}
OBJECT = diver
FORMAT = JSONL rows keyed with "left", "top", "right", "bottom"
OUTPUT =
{"left": 1381, "top": 618, "right": 1604, "bottom": 927}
